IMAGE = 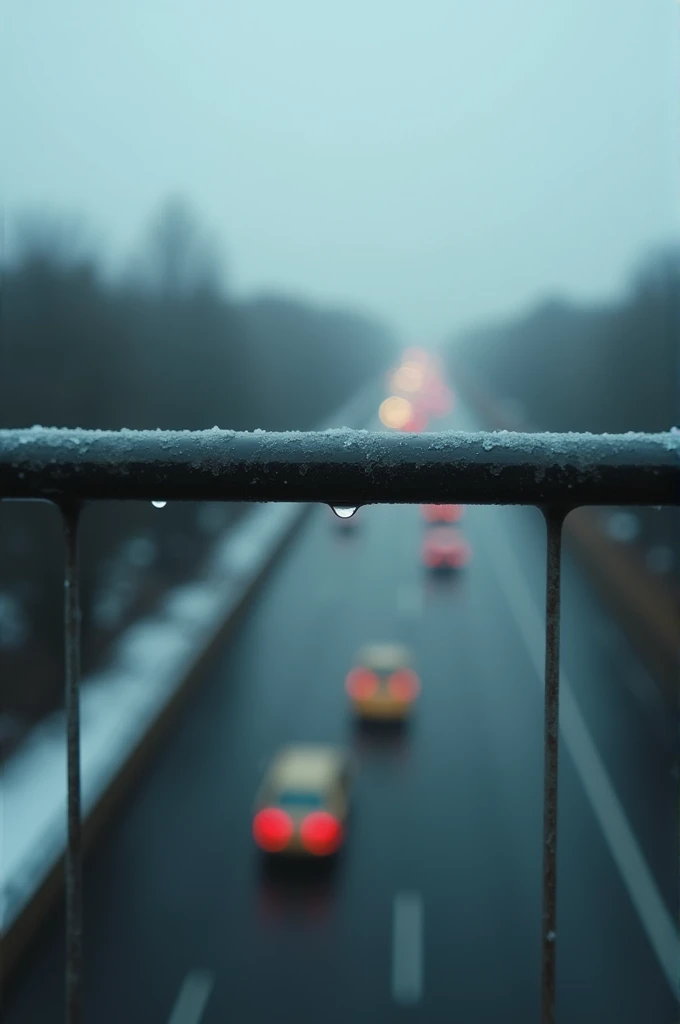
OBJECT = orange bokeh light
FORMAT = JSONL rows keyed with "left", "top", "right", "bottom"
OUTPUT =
{"left": 379, "top": 395, "right": 413, "bottom": 429}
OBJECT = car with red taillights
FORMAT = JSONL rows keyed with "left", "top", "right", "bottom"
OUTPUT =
{"left": 253, "top": 746, "right": 353, "bottom": 857}
{"left": 422, "top": 526, "right": 472, "bottom": 570}
{"left": 345, "top": 643, "right": 420, "bottom": 721}
{"left": 421, "top": 503, "right": 464, "bottom": 524}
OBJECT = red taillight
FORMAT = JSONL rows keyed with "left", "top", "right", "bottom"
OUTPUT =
{"left": 253, "top": 808, "right": 294, "bottom": 852}
{"left": 388, "top": 668, "right": 420, "bottom": 702}
{"left": 443, "top": 504, "right": 465, "bottom": 522}
{"left": 300, "top": 811, "right": 343, "bottom": 856}
{"left": 346, "top": 667, "right": 379, "bottom": 700}
{"left": 422, "top": 504, "right": 464, "bottom": 523}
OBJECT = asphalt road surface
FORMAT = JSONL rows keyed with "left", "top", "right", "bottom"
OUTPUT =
{"left": 4, "top": 402, "right": 678, "bottom": 1023}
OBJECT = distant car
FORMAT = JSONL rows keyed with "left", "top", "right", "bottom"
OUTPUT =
{"left": 422, "top": 526, "right": 472, "bottom": 570}
{"left": 253, "top": 745, "right": 353, "bottom": 857}
{"left": 345, "top": 643, "right": 420, "bottom": 721}
{"left": 421, "top": 503, "right": 464, "bottom": 524}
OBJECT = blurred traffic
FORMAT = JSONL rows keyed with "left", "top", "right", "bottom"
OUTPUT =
{"left": 421, "top": 526, "right": 472, "bottom": 571}
{"left": 379, "top": 349, "right": 454, "bottom": 433}
{"left": 3, "top": 342, "right": 676, "bottom": 1023}
{"left": 253, "top": 746, "right": 352, "bottom": 857}
{"left": 345, "top": 643, "right": 420, "bottom": 722}
{"left": 253, "top": 349, "right": 454, "bottom": 862}
{"left": 2, "top": 2, "right": 677, "bottom": 1019}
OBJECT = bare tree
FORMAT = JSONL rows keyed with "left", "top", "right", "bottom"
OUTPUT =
{"left": 9, "top": 209, "right": 96, "bottom": 270}
{"left": 142, "top": 196, "right": 224, "bottom": 299}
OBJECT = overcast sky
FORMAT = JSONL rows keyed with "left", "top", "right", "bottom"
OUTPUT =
{"left": 2, "top": 1, "right": 678, "bottom": 339}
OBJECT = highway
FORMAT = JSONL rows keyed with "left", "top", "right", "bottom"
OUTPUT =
{"left": 3, "top": 403, "right": 678, "bottom": 1023}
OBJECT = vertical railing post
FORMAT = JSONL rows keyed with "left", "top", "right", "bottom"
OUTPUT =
{"left": 62, "top": 502, "right": 83, "bottom": 1024}
{"left": 540, "top": 507, "right": 565, "bottom": 1024}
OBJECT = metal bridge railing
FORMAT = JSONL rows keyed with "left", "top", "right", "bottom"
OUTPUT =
{"left": 1, "top": 425, "right": 678, "bottom": 1024}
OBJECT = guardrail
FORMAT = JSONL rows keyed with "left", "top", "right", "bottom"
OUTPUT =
{"left": 1, "top": 422, "right": 678, "bottom": 1024}
{"left": 1, "top": 427, "right": 676, "bottom": 505}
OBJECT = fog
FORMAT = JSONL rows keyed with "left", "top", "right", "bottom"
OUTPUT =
{"left": 2, "top": 6, "right": 679, "bottom": 1017}
{"left": 3, "top": 0, "right": 677, "bottom": 337}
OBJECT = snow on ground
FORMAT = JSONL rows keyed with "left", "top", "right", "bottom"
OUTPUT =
{"left": 0, "top": 501, "right": 303, "bottom": 933}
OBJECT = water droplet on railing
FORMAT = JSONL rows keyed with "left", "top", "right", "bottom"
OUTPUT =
{"left": 330, "top": 505, "right": 357, "bottom": 519}
{"left": 151, "top": 500, "right": 167, "bottom": 509}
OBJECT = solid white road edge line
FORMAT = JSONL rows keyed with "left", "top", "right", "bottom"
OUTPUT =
{"left": 392, "top": 891, "right": 424, "bottom": 1004}
{"left": 486, "top": 509, "right": 680, "bottom": 996}
{"left": 167, "top": 970, "right": 214, "bottom": 1024}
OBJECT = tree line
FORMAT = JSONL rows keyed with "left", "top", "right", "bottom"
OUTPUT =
{"left": 0, "top": 198, "right": 396, "bottom": 755}
{"left": 447, "top": 244, "right": 679, "bottom": 611}
{"left": 449, "top": 247, "right": 678, "bottom": 434}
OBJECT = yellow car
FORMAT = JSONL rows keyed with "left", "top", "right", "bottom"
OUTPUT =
{"left": 252, "top": 745, "right": 353, "bottom": 857}
{"left": 345, "top": 643, "right": 420, "bottom": 721}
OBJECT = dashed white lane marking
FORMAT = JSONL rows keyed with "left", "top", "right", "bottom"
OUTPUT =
{"left": 392, "top": 891, "right": 424, "bottom": 1004}
{"left": 397, "top": 582, "right": 423, "bottom": 617}
{"left": 167, "top": 971, "right": 214, "bottom": 1024}
{"left": 485, "top": 510, "right": 680, "bottom": 996}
